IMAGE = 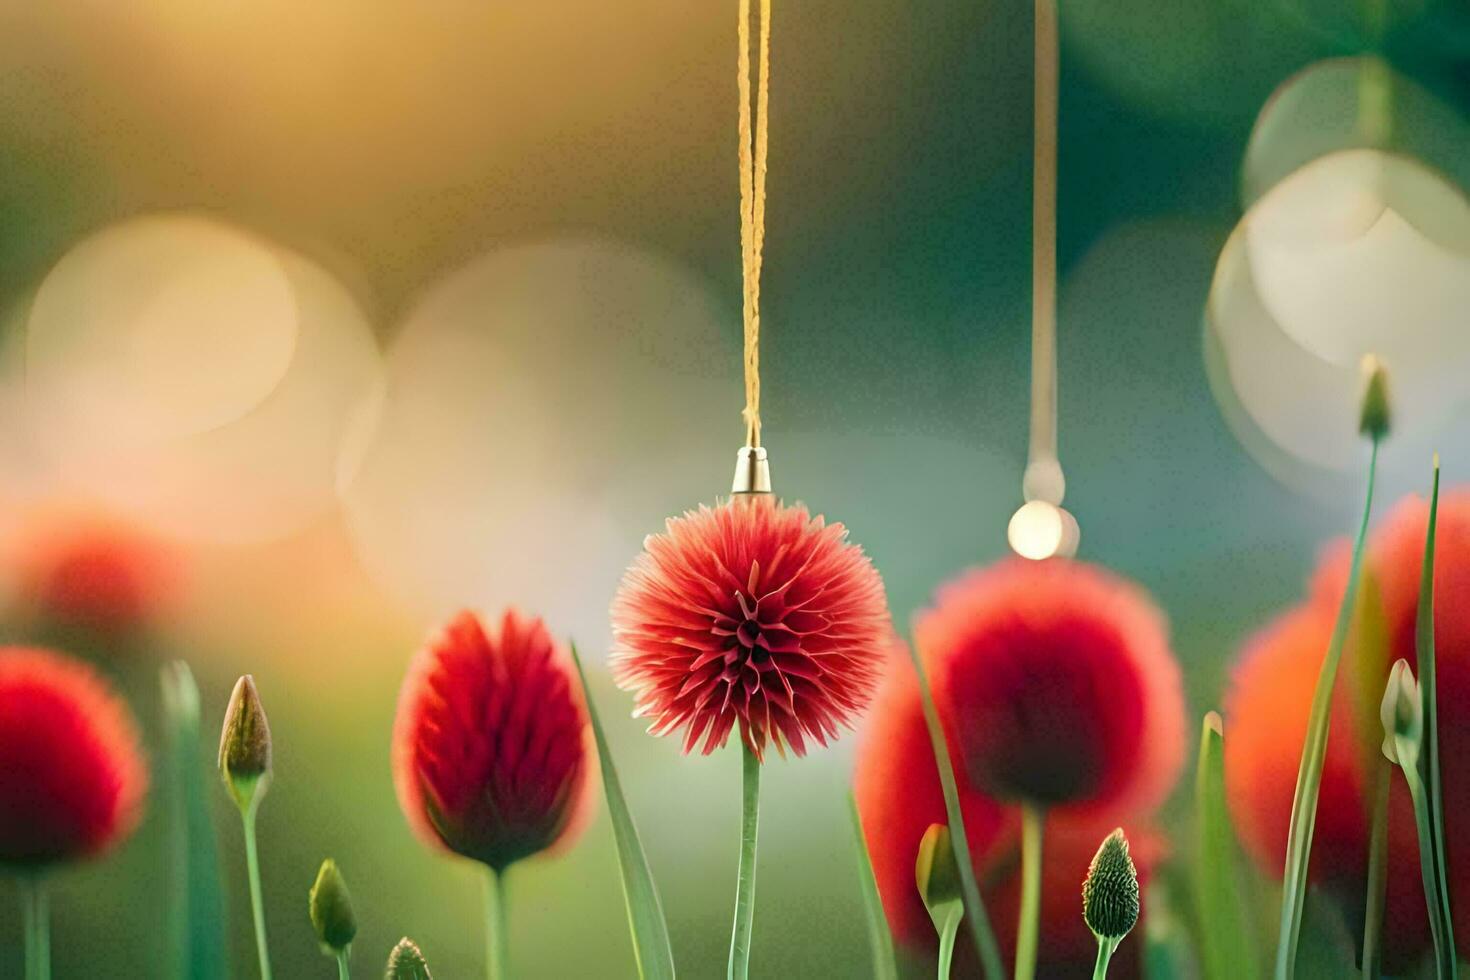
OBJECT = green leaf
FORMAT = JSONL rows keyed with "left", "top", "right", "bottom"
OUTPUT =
{"left": 160, "top": 661, "right": 228, "bottom": 980}
{"left": 905, "top": 641, "right": 1005, "bottom": 980}
{"left": 847, "top": 795, "right": 899, "bottom": 980}
{"left": 1415, "top": 459, "right": 1457, "bottom": 978}
{"left": 1275, "top": 439, "right": 1380, "bottom": 979}
{"left": 569, "top": 644, "right": 676, "bottom": 980}
{"left": 1194, "top": 712, "right": 1260, "bottom": 980}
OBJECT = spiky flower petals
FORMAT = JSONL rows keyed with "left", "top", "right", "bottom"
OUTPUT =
{"left": 917, "top": 558, "right": 1186, "bottom": 815}
{"left": 392, "top": 609, "right": 592, "bottom": 872}
{"left": 386, "top": 938, "right": 432, "bottom": 979}
{"left": 611, "top": 496, "right": 891, "bottom": 760}
{"left": 0, "top": 647, "right": 147, "bottom": 868}
{"left": 1082, "top": 829, "right": 1140, "bottom": 941}
{"left": 219, "top": 675, "right": 272, "bottom": 813}
{"left": 309, "top": 858, "right": 357, "bottom": 953}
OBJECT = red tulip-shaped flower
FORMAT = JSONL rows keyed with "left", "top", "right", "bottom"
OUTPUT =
{"left": 611, "top": 495, "right": 891, "bottom": 760}
{"left": 854, "top": 657, "right": 1165, "bottom": 975}
{"left": 0, "top": 646, "right": 147, "bottom": 867}
{"left": 392, "top": 608, "right": 593, "bottom": 872}
{"left": 1227, "top": 489, "right": 1470, "bottom": 970}
{"left": 916, "top": 557, "right": 1186, "bottom": 819}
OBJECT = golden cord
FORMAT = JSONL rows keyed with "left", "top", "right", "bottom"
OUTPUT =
{"left": 738, "top": 0, "right": 771, "bottom": 447}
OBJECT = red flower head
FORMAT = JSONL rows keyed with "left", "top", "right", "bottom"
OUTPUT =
{"left": 1227, "top": 489, "right": 1470, "bottom": 970}
{"left": 916, "top": 558, "right": 1186, "bottom": 818}
{"left": 392, "top": 609, "right": 594, "bottom": 872}
{"left": 610, "top": 495, "right": 891, "bottom": 760}
{"left": 854, "top": 656, "right": 1164, "bottom": 974}
{"left": 12, "top": 513, "right": 183, "bottom": 634}
{"left": 0, "top": 647, "right": 147, "bottom": 868}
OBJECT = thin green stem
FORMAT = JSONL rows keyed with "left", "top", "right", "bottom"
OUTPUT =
{"left": 1015, "top": 805, "right": 1044, "bottom": 980}
{"left": 1362, "top": 757, "right": 1390, "bottom": 979}
{"left": 1400, "top": 755, "right": 1455, "bottom": 978}
{"left": 1275, "top": 438, "right": 1379, "bottom": 980}
{"left": 728, "top": 741, "right": 761, "bottom": 980}
{"left": 241, "top": 807, "right": 272, "bottom": 980}
{"left": 484, "top": 868, "right": 509, "bottom": 980}
{"left": 906, "top": 643, "right": 1006, "bottom": 980}
{"left": 21, "top": 878, "right": 49, "bottom": 980}
{"left": 1092, "top": 936, "right": 1119, "bottom": 980}
{"left": 336, "top": 950, "right": 350, "bottom": 980}
{"left": 937, "top": 910, "right": 961, "bottom": 980}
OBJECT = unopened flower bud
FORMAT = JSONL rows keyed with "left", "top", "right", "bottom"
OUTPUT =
{"left": 1380, "top": 658, "right": 1422, "bottom": 768}
{"left": 914, "top": 823, "right": 964, "bottom": 919}
{"left": 309, "top": 858, "right": 357, "bottom": 954}
{"left": 386, "top": 937, "right": 432, "bottom": 979}
{"left": 1359, "top": 355, "right": 1391, "bottom": 441}
{"left": 1082, "top": 828, "right": 1140, "bottom": 941}
{"left": 219, "top": 675, "right": 272, "bottom": 813}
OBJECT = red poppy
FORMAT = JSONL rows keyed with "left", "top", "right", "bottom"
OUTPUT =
{"left": 854, "top": 658, "right": 1163, "bottom": 975}
{"left": 916, "top": 558, "right": 1186, "bottom": 818}
{"left": 0, "top": 647, "right": 147, "bottom": 867}
{"left": 1226, "top": 490, "right": 1470, "bottom": 969}
{"left": 611, "top": 495, "right": 890, "bottom": 760}
{"left": 392, "top": 609, "right": 593, "bottom": 872}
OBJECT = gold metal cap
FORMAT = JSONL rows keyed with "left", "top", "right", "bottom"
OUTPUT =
{"left": 731, "top": 445, "right": 772, "bottom": 494}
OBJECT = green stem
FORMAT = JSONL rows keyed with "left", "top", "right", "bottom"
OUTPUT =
{"left": 937, "top": 910, "right": 961, "bottom": 980}
{"left": 1362, "top": 757, "right": 1390, "bottom": 979}
{"left": 21, "top": 878, "right": 49, "bottom": 980}
{"left": 906, "top": 643, "right": 1006, "bottom": 980}
{"left": 1400, "top": 755, "right": 1455, "bottom": 978}
{"left": 1015, "top": 805, "right": 1045, "bottom": 980}
{"left": 1275, "top": 438, "right": 1379, "bottom": 980}
{"left": 484, "top": 868, "right": 509, "bottom": 980}
{"left": 727, "top": 741, "right": 761, "bottom": 980}
{"left": 847, "top": 794, "right": 899, "bottom": 980}
{"left": 336, "top": 950, "right": 350, "bottom": 980}
{"left": 241, "top": 807, "right": 272, "bottom": 980}
{"left": 1092, "top": 936, "right": 1119, "bottom": 980}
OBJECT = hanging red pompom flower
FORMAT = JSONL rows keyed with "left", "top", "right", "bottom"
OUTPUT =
{"left": 1226, "top": 489, "right": 1470, "bottom": 970}
{"left": 392, "top": 609, "right": 594, "bottom": 872}
{"left": 0, "top": 647, "right": 147, "bottom": 868}
{"left": 611, "top": 495, "right": 891, "bottom": 760}
{"left": 854, "top": 657, "right": 1164, "bottom": 974}
{"left": 916, "top": 557, "right": 1186, "bottom": 818}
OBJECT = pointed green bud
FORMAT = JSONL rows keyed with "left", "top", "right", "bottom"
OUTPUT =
{"left": 1082, "top": 828, "right": 1140, "bottom": 941}
{"left": 309, "top": 859, "right": 357, "bottom": 954}
{"left": 1359, "top": 355, "right": 1391, "bottom": 441}
{"left": 386, "top": 937, "right": 432, "bottom": 979}
{"left": 1380, "top": 658, "right": 1422, "bottom": 768}
{"left": 915, "top": 823, "right": 964, "bottom": 914}
{"left": 219, "top": 675, "right": 272, "bottom": 813}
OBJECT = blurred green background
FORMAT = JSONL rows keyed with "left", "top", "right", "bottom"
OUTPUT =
{"left": 0, "top": 1, "right": 1467, "bottom": 977}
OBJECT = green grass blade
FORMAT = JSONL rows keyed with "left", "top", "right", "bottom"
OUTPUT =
{"left": 1416, "top": 458, "right": 1456, "bottom": 977}
{"left": 569, "top": 644, "right": 676, "bottom": 980}
{"left": 160, "top": 661, "right": 228, "bottom": 980}
{"left": 1274, "top": 439, "right": 1379, "bottom": 980}
{"left": 1195, "top": 713, "right": 1259, "bottom": 980}
{"left": 847, "top": 794, "right": 899, "bottom": 980}
{"left": 906, "top": 641, "right": 1005, "bottom": 980}
{"left": 1361, "top": 756, "right": 1390, "bottom": 979}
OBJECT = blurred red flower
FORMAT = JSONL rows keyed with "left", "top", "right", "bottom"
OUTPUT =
{"left": 11, "top": 513, "right": 183, "bottom": 634}
{"left": 392, "top": 609, "right": 593, "bottom": 872}
{"left": 611, "top": 496, "right": 890, "bottom": 760}
{"left": 0, "top": 647, "right": 147, "bottom": 868}
{"left": 854, "top": 658, "right": 1163, "bottom": 976}
{"left": 916, "top": 558, "right": 1186, "bottom": 818}
{"left": 1226, "top": 490, "right": 1470, "bottom": 970}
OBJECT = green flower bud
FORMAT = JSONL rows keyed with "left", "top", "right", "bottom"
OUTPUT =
{"left": 219, "top": 674, "right": 272, "bottom": 813}
{"left": 1380, "top": 658, "right": 1422, "bottom": 768}
{"left": 309, "top": 859, "right": 357, "bottom": 954}
{"left": 386, "top": 937, "right": 432, "bottom": 979}
{"left": 1359, "top": 355, "right": 1391, "bottom": 441}
{"left": 914, "top": 823, "right": 964, "bottom": 919}
{"left": 1082, "top": 828, "right": 1140, "bottom": 941}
